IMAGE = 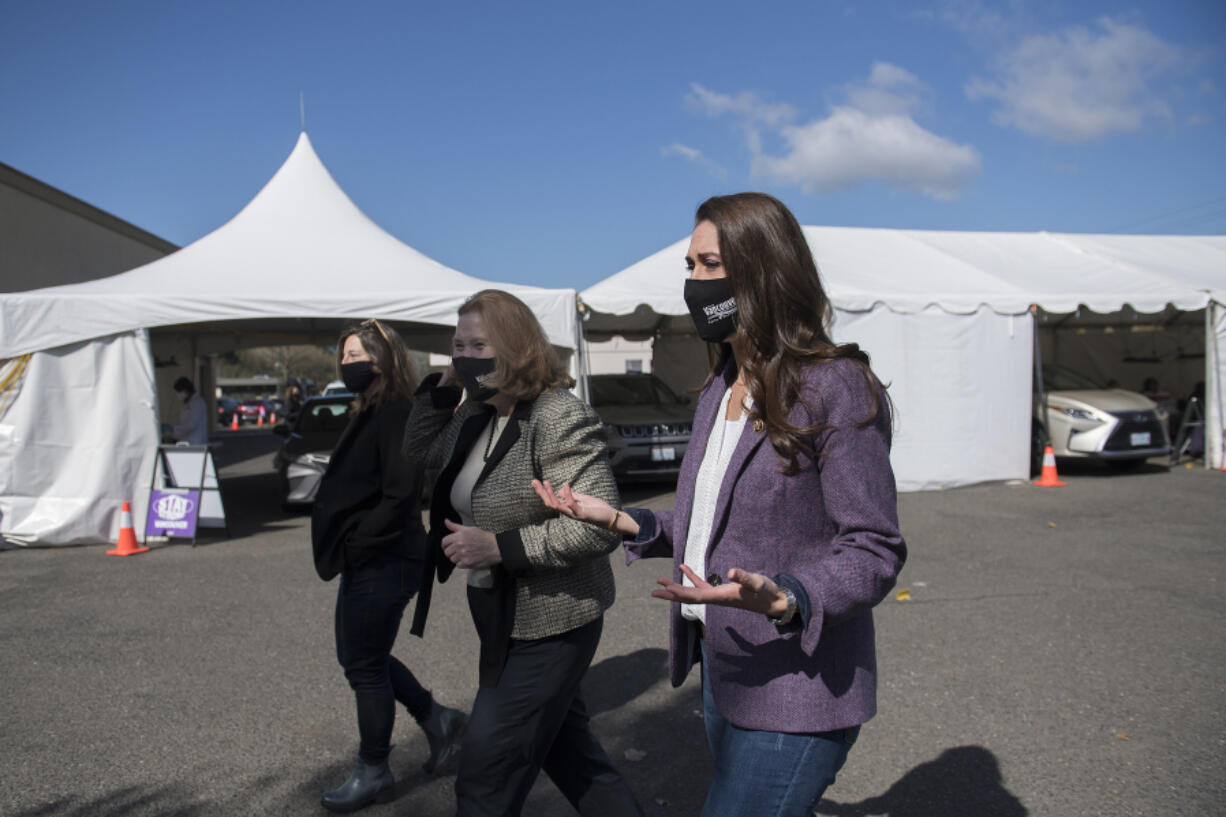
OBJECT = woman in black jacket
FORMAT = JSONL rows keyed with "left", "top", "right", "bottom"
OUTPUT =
{"left": 311, "top": 319, "right": 467, "bottom": 813}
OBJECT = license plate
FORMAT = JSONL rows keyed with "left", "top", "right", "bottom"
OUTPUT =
{"left": 651, "top": 446, "right": 675, "bottom": 462}
{"left": 1130, "top": 432, "right": 1151, "bottom": 447}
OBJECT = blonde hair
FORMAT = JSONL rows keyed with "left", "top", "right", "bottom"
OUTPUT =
{"left": 459, "top": 290, "right": 573, "bottom": 401}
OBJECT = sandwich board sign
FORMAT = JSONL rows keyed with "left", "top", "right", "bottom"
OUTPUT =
{"left": 146, "top": 444, "right": 228, "bottom": 543}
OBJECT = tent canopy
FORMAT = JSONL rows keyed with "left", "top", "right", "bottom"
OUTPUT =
{"left": 581, "top": 226, "right": 1220, "bottom": 329}
{"left": 0, "top": 133, "right": 578, "bottom": 358}
{"left": 580, "top": 226, "right": 1225, "bottom": 487}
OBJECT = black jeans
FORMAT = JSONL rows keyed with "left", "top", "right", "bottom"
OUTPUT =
{"left": 335, "top": 551, "right": 432, "bottom": 765}
{"left": 455, "top": 615, "right": 642, "bottom": 817}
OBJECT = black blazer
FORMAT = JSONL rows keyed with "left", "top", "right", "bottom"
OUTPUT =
{"left": 311, "top": 397, "right": 426, "bottom": 581}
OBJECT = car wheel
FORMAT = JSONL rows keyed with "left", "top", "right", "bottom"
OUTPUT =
{"left": 1030, "top": 422, "right": 1049, "bottom": 478}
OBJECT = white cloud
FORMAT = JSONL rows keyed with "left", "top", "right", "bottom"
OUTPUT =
{"left": 752, "top": 108, "right": 981, "bottom": 200}
{"left": 685, "top": 84, "right": 796, "bottom": 127}
{"left": 661, "top": 143, "right": 728, "bottom": 180}
{"left": 966, "top": 17, "right": 1181, "bottom": 143}
{"left": 846, "top": 62, "right": 929, "bottom": 117}
{"left": 686, "top": 64, "right": 981, "bottom": 200}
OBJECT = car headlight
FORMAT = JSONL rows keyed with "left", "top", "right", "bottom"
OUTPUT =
{"left": 1058, "top": 407, "right": 1100, "bottom": 422}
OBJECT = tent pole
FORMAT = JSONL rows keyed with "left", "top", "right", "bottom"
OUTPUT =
{"left": 574, "top": 295, "right": 590, "bottom": 403}
{"left": 1032, "top": 306, "right": 1049, "bottom": 442}
{"left": 1208, "top": 301, "right": 1225, "bottom": 470}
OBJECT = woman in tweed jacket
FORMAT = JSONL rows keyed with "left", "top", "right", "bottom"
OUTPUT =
{"left": 403, "top": 289, "right": 641, "bottom": 817}
{"left": 535, "top": 194, "right": 906, "bottom": 817}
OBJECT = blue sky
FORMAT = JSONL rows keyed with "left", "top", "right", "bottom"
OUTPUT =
{"left": 2, "top": 0, "right": 1224, "bottom": 290}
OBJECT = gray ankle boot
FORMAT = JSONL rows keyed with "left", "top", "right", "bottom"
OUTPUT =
{"left": 320, "top": 757, "right": 395, "bottom": 813}
{"left": 421, "top": 702, "right": 468, "bottom": 774}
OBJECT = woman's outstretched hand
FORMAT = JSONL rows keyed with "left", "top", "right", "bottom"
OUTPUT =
{"left": 531, "top": 479, "right": 620, "bottom": 529}
{"left": 653, "top": 564, "right": 787, "bottom": 617}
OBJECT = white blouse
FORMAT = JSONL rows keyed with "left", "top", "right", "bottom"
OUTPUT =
{"left": 681, "top": 387, "right": 749, "bottom": 624}
{"left": 451, "top": 413, "right": 510, "bottom": 589}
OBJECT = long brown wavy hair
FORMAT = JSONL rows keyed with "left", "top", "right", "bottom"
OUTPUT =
{"left": 695, "top": 192, "right": 889, "bottom": 473}
{"left": 458, "top": 289, "right": 574, "bottom": 401}
{"left": 335, "top": 318, "right": 417, "bottom": 414}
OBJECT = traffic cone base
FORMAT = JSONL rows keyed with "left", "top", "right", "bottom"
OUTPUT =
{"left": 107, "top": 501, "right": 149, "bottom": 556}
{"left": 1034, "top": 445, "right": 1066, "bottom": 487}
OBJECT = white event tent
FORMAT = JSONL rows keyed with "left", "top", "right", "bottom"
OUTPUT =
{"left": 0, "top": 133, "right": 579, "bottom": 546}
{"left": 581, "top": 226, "right": 1225, "bottom": 490}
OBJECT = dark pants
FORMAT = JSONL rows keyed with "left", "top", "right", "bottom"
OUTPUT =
{"left": 455, "top": 616, "right": 642, "bottom": 817}
{"left": 335, "top": 551, "right": 433, "bottom": 765}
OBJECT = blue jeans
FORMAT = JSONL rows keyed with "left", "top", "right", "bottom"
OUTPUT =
{"left": 335, "top": 551, "right": 432, "bottom": 764}
{"left": 700, "top": 643, "right": 859, "bottom": 817}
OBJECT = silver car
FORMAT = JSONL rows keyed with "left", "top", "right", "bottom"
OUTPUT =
{"left": 272, "top": 396, "right": 353, "bottom": 508}
{"left": 1035, "top": 364, "right": 1171, "bottom": 472}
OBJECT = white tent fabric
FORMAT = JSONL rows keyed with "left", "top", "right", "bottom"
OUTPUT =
{"left": 833, "top": 306, "right": 1033, "bottom": 491}
{"left": 0, "top": 133, "right": 579, "bottom": 546}
{"left": 583, "top": 227, "right": 1212, "bottom": 317}
{"left": 581, "top": 226, "right": 1223, "bottom": 488}
{"left": 0, "top": 133, "right": 579, "bottom": 357}
{"left": 0, "top": 331, "right": 159, "bottom": 545}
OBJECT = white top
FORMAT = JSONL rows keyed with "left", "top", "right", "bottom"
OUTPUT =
{"left": 172, "top": 393, "right": 209, "bottom": 445}
{"left": 451, "top": 413, "right": 510, "bottom": 589}
{"left": 681, "top": 387, "right": 749, "bottom": 624}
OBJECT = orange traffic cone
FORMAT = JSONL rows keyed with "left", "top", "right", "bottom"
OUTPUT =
{"left": 270, "top": 410, "right": 277, "bottom": 424}
{"left": 230, "top": 413, "right": 239, "bottom": 431}
{"left": 1034, "top": 446, "right": 1066, "bottom": 487}
{"left": 107, "top": 501, "right": 149, "bottom": 556}
{"left": 257, "top": 409, "right": 264, "bottom": 427}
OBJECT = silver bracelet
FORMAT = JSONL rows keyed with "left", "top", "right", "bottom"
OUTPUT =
{"left": 766, "top": 586, "right": 798, "bottom": 626}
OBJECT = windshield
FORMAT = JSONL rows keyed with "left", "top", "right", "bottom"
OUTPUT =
{"left": 589, "top": 376, "right": 679, "bottom": 406}
{"left": 1042, "top": 364, "right": 1103, "bottom": 391}
{"left": 297, "top": 401, "right": 351, "bottom": 432}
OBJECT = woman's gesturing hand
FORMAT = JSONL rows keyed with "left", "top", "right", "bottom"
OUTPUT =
{"left": 441, "top": 519, "right": 502, "bottom": 568}
{"left": 531, "top": 479, "right": 616, "bottom": 527}
{"left": 652, "top": 564, "right": 787, "bottom": 617}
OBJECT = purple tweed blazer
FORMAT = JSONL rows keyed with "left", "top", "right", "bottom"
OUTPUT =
{"left": 625, "top": 356, "right": 905, "bottom": 733}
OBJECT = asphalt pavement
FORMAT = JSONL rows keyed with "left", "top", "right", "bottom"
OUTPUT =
{"left": 2, "top": 431, "right": 1223, "bottom": 817}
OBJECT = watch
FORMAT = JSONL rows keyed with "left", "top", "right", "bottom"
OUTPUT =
{"left": 766, "top": 586, "right": 798, "bottom": 626}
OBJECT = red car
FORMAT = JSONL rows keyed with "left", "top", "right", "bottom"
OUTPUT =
{"left": 235, "top": 399, "right": 275, "bottom": 425}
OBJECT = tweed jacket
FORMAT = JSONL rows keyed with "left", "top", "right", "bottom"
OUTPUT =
{"left": 625, "top": 356, "right": 906, "bottom": 734}
{"left": 403, "top": 374, "right": 622, "bottom": 644}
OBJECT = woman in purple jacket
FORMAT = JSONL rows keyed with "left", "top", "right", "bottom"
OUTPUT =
{"left": 534, "top": 192, "right": 906, "bottom": 817}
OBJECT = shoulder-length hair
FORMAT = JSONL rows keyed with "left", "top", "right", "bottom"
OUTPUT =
{"left": 695, "top": 192, "right": 889, "bottom": 473}
{"left": 335, "top": 318, "right": 417, "bottom": 414}
{"left": 459, "top": 289, "right": 574, "bottom": 401}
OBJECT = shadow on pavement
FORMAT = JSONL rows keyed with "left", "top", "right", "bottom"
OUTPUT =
{"left": 11, "top": 785, "right": 211, "bottom": 817}
{"left": 817, "top": 745, "right": 1026, "bottom": 817}
{"left": 1054, "top": 458, "right": 1170, "bottom": 478}
{"left": 583, "top": 647, "right": 669, "bottom": 717}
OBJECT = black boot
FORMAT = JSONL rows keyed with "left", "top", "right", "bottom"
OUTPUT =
{"left": 421, "top": 702, "right": 468, "bottom": 774}
{"left": 320, "top": 757, "right": 395, "bottom": 813}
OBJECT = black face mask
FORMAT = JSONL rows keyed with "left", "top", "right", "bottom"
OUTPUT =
{"left": 452, "top": 356, "right": 499, "bottom": 401}
{"left": 340, "top": 361, "right": 378, "bottom": 394}
{"left": 684, "top": 277, "right": 738, "bottom": 343}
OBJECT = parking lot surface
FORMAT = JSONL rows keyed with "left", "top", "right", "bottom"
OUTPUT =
{"left": 2, "top": 433, "right": 1223, "bottom": 816}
